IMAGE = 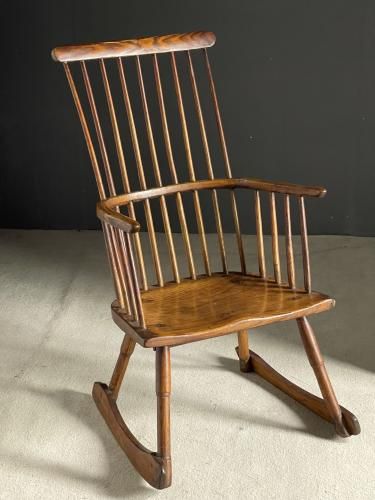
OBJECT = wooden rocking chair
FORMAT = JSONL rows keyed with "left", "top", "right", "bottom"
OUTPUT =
{"left": 52, "top": 32, "right": 360, "bottom": 489}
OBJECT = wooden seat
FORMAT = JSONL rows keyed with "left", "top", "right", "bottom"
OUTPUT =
{"left": 52, "top": 30, "right": 360, "bottom": 491}
{"left": 113, "top": 274, "right": 334, "bottom": 347}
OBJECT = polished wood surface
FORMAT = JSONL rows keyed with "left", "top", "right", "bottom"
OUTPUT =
{"left": 53, "top": 29, "right": 360, "bottom": 490}
{"left": 52, "top": 31, "right": 216, "bottom": 62}
{"left": 112, "top": 273, "right": 334, "bottom": 347}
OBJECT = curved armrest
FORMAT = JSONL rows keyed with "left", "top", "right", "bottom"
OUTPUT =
{"left": 98, "top": 177, "right": 327, "bottom": 216}
{"left": 236, "top": 177, "right": 327, "bottom": 198}
{"left": 96, "top": 203, "right": 141, "bottom": 233}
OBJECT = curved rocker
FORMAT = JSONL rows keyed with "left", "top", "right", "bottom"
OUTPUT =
{"left": 236, "top": 318, "right": 360, "bottom": 438}
{"left": 93, "top": 382, "right": 171, "bottom": 489}
{"left": 92, "top": 336, "right": 172, "bottom": 490}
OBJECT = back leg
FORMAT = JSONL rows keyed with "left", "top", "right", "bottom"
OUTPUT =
{"left": 297, "top": 317, "right": 349, "bottom": 437}
{"left": 237, "top": 330, "right": 251, "bottom": 372}
{"left": 234, "top": 320, "right": 360, "bottom": 436}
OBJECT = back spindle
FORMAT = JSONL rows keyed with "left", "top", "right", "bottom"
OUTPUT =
{"left": 203, "top": 49, "right": 246, "bottom": 273}
{"left": 187, "top": 50, "right": 228, "bottom": 273}
{"left": 63, "top": 63, "right": 106, "bottom": 200}
{"left": 254, "top": 190, "right": 266, "bottom": 278}
{"left": 299, "top": 196, "right": 312, "bottom": 292}
{"left": 99, "top": 58, "right": 148, "bottom": 291}
{"left": 269, "top": 192, "right": 281, "bottom": 284}
{"left": 102, "top": 223, "right": 127, "bottom": 310}
{"left": 284, "top": 194, "right": 296, "bottom": 289}
{"left": 170, "top": 52, "right": 211, "bottom": 276}
{"left": 118, "top": 57, "right": 163, "bottom": 287}
{"left": 81, "top": 61, "right": 116, "bottom": 197}
{"left": 125, "top": 232, "right": 146, "bottom": 328}
{"left": 153, "top": 54, "right": 196, "bottom": 280}
{"left": 135, "top": 56, "right": 180, "bottom": 283}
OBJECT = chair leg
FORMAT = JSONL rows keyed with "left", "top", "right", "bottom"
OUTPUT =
{"left": 156, "top": 347, "right": 172, "bottom": 488}
{"left": 92, "top": 335, "right": 173, "bottom": 489}
{"left": 296, "top": 317, "right": 350, "bottom": 437}
{"left": 234, "top": 319, "right": 360, "bottom": 437}
{"left": 109, "top": 334, "right": 136, "bottom": 400}
{"left": 237, "top": 330, "right": 251, "bottom": 372}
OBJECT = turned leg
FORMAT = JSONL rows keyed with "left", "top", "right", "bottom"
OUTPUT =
{"left": 237, "top": 330, "right": 252, "bottom": 372}
{"left": 155, "top": 346, "right": 172, "bottom": 488}
{"left": 297, "top": 317, "right": 349, "bottom": 437}
{"left": 109, "top": 334, "right": 136, "bottom": 400}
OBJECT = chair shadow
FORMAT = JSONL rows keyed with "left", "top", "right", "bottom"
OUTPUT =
{"left": 216, "top": 354, "right": 336, "bottom": 440}
{"left": 2, "top": 386, "right": 153, "bottom": 498}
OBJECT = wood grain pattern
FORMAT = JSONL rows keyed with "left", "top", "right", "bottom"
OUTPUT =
{"left": 52, "top": 31, "right": 216, "bottom": 62}
{"left": 112, "top": 273, "right": 334, "bottom": 348}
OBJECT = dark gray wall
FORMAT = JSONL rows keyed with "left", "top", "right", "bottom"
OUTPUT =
{"left": 1, "top": 1, "right": 375, "bottom": 234}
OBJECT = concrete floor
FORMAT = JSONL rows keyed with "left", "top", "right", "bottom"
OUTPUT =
{"left": 0, "top": 229, "right": 374, "bottom": 499}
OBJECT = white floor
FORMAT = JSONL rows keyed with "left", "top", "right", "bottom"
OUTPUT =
{"left": 0, "top": 230, "right": 374, "bottom": 499}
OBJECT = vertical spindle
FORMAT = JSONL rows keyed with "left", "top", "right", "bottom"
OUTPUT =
{"left": 170, "top": 52, "right": 211, "bottom": 276}
{"left": 203, "top": 49, "right": 246, "bottom": 273}
{"left": 135, "top": 56, "right": 180, "bottom": 283}
{"left": 299, "top": 196, "right": 311, "bottom": 292}
{"left": 284, "top": 194, "right": 296, "bottom": 289}
{"left": 153, "top": 54, "right": 196, "bottom": 279}
{"left": 99, "top": 59, "right": 148, "bottom": 292}
{"left": 254, "top": 190, "right": 266, "bottom": 278}
{"left": 81, "top": 61, "right": 116, "bottom": 197}
{"left": 118, "top": 57, "right": 163, "bottom": 287}
{"left": 269, "top": 192, "right": 281, "bottom": 284}
{"left": 187, "top": 51, "right": 228, "bottom": 273}
{"left": 63, "top": 63, "right": 106, "bottom": 200}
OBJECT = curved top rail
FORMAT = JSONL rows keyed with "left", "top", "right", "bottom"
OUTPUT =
{"left": 51, "top": 31, "right": 216, "bottom": 62}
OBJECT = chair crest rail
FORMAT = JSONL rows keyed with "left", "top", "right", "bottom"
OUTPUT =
{"left": 52, "top": 31, "right": 216, "bottom": 62}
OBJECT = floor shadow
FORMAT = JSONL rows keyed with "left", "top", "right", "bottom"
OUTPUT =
{"left": 1, "top": 386, "right": 154, "bottom": 498}
{"left": 217, "top": 354, "right": 336, "bottom": 440}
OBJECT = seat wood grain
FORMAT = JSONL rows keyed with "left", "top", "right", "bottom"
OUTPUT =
{"left": 112, "top": 273, "right": 334, "bottom": 347}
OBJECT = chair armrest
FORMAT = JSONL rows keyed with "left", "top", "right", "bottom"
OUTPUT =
{"left": 96, "top": 178, "right": 327, "bottom": 214}
{"left": 96, "top": 202, "right": 141, "bottom": 233}
{"left": 236, "top": 177, "right": 327, "bottom": 198}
